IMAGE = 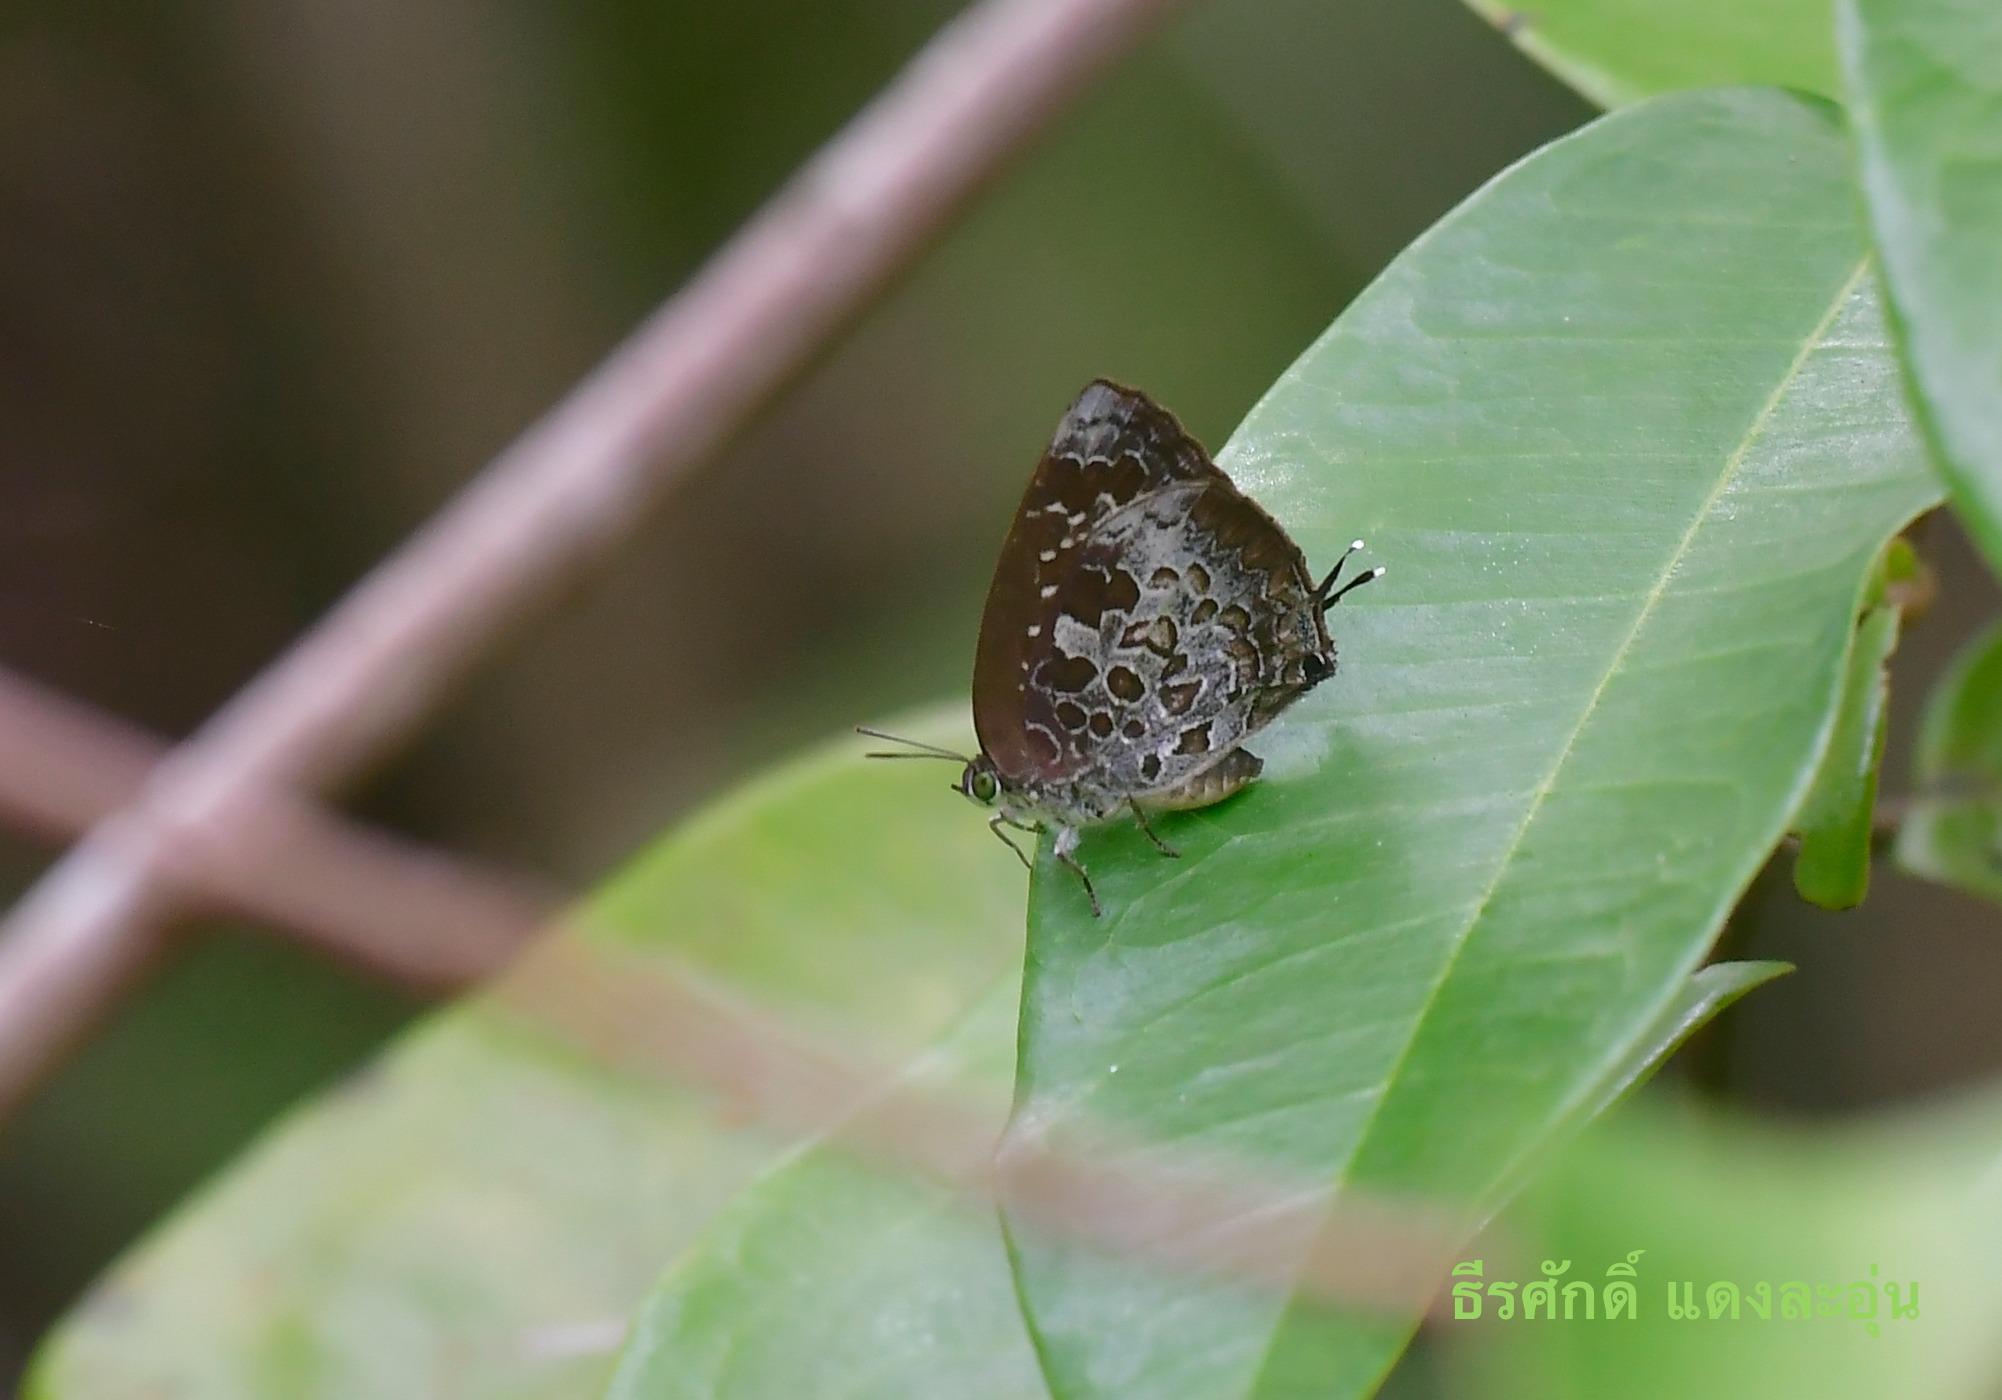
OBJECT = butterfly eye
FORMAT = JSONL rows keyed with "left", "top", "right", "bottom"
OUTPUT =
{"left": 1302, "top": 653, "right": 1332, "bottom": 683}
{"left": 960, "top": 764, "right": 1000, "bottom": 804}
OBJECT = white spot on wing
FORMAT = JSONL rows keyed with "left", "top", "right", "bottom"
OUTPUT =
{"left": 1052, "top": 614, "right": 1097, "bottom": 656}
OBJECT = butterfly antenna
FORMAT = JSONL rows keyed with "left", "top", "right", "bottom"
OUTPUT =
{"left": 855, "top": 725, "right": 969, "bottom": 762}
{"left": 1323, "top": 566, "right": 1385, "bottom": 611}
{"left": 1314, "top": 539, "right": 1364, "bottom": 598}
{"left": 1316, "top": 540, "right": 1384, "bottom": 612}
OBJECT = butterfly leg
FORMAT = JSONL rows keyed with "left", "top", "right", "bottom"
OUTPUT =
{"left": 987, "top": 813, "right": 1035, "bottom": 872}
{"left": 1127, "top": 800, "right": 1180, "bottom": 859}
{"left": 1051, "top": 824, "right": 1102, "bottom": 918}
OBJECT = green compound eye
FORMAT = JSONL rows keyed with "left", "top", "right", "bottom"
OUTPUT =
{"left": 971, "top": 769, "right": 999, "bottom": 804}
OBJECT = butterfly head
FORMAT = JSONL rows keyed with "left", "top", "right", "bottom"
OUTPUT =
{"left": 856, "top": 726, "right": 1010, "bottom": 806}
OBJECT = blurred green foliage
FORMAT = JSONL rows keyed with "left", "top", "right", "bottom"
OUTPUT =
{"left": 1897, "top": 622, "right": 2002, "bottom": 904}
{"left": 1793, "top": 602, "right": 1899, "bottom": 911}
{"left": 1842, "top": 0, "right": 2002, "bottom": 583}
{"left": 13, "top": 0, "right": 2002, "bottom": 1395}
{"left": 27, "top": 709, "right": 1022, "bottom": 1398}
{"left": 1448, "top": 1088, "right": 2002, "bottom": 1397}
{"left": 27, "top": 77, "right": 1964, "bottom": 1400}
{"left": 1462, "top": 0, "right": 1838, "bottom": 105}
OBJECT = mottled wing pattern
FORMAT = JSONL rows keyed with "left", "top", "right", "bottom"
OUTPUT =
{"left": 972, "top": 380, "right": 1219, "bottom": 782}
{"left": 973, "top": 380, "right": 1334, "bottom": 808}
{"left": 1025, "top": 480, "right": 1331, "bottom": 811}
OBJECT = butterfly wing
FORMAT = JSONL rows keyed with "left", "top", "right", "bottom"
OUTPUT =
{"left": 972, "top": 381, "right": 1222, "bottom": 784}
{"left": 974, "top": 381, "right": 1333, "bottom": 800}
{"left": 1033, "top": 479, "right": 1333, "bottom": 805}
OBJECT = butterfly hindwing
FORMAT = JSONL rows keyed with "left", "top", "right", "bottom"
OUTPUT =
{"left": 1021, "top": 481, "right": 1329, "bottom": 801}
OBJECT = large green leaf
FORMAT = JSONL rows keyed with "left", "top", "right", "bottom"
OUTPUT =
{"left": 1895, "top": 620, "right": 2002, "bottom": 903}
{"left": 27, "top": 709, "right": 1022, "bottom": 1400}
{"left": 1842, "top": 0, "right": 2002, "bottom": 580}
{"left": 1002, "top": 89, "right": 1937, "bottom": 1399}
{"left": 1462, "top": 0, "right": 1838, "bottom": 109}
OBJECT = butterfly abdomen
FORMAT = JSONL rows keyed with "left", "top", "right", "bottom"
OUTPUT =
{"left": 1145, "top": 747, "right": 1265, "bottom": 813}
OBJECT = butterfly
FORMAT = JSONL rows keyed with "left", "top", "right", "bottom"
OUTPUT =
{"left": 863, "top": 380, "right": 1379, "bottom": 916}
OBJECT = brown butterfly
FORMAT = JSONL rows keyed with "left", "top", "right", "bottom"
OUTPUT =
{"left": 863, "top": 380, "right": 1379, "bottom": 916}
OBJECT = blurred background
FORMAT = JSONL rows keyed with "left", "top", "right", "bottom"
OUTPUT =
{"left": 2, "top": 0, "right": 1997, "bottom": 1384}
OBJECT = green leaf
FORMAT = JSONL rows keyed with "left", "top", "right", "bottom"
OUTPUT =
{"left": 1791, "top": 604, "right": 1899, "bottom": 909}
{"left": 602, "top": 982, "right": 1040, "bottom": 1399}
{"left": 27, "top": 708, "right": 1023, "bottom": 1400}
{"left": 1475, "top": 959, "right": 1792, "bottom": 1220}
{"left": 1462, "top": 0, "right": 1839, "bottom": 109}
{"left": 1895, "top": 620, "right": 2002, "bottom": 903}
{"left": 1003, "top": 89, "right": 1937, "bottom": 1400}
{"left": 1842, "top": 0, "right": 2002, "bottom": 579}
{"left": 1872, "top": 535, "right": 1922, "bottom": 608}
{"left": 1447, "top": 1091, "right": 2002, "bottom": 1397}
{"left": 1577, "top": 961, "right": 1792, "bottom": 1123}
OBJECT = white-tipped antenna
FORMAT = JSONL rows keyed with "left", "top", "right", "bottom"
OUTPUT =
{"left": 855, "top": 725, "right": 969, "bottom": 761}
{"left": 1316, "top": 540, "right": 1383, "bottom": 611}
{"left": 1324, "top": 565, "right": 1385, "bottom": 609}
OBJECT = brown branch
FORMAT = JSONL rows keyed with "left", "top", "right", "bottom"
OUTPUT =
{"left": 0, "top": 668, "right": 553, "bottom": 993}
{"left": 0, "top": 0, "right": 1188, "bottom": 1123}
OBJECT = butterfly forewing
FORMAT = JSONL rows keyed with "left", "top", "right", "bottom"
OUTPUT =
{"left": 971, "top": 381, "right": 1217, "bottom": 781}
